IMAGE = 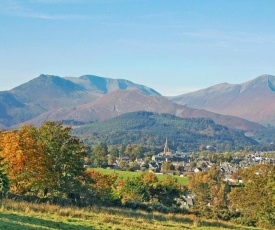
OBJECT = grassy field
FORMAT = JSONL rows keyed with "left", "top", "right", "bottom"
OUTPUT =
{"left": 92, "top": 168, "right": 189, "bottom": 185}
{"left": 0, "top": 199, "right": 263, "bottom": 230}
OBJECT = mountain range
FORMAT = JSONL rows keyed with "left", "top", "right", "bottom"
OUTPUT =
{"left": 0, "top": 74, "right": 159, "bottom": 127}
{"left": 0, "top": 74, "right": 273, "bottom": 133}
{"left": 171, "top": 74, "right": 275, "bottom": 125}
{"left": 22, "top": 89, "right": 262, "bottom": 131}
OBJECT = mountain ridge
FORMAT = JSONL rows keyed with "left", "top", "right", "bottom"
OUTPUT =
{"left": 171, "top": 74, "right": 275, "bottom": 125}
{"left": 0, "top": 74, "right": 160, "bottom": 127}
{"left": 19, "top": 89, "right": 263, "bottom": 131}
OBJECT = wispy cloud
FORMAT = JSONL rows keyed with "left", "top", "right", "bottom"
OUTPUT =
{"left": 0, "top": 0, "right": 89, "bottom": 20}
{"left": 180, "top": 29, "right": 275, "bottom": 45}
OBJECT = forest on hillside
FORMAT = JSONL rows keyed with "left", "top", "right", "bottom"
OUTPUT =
{"left": 73, "top": 111, "right": 258, "bottom": 151}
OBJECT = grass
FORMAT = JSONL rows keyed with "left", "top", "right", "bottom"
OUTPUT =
{"left": 93, "top": 168, "right": 189, "bottom": 185}
{"left": 0, "top": 199, "right": 263, "bottom": 230}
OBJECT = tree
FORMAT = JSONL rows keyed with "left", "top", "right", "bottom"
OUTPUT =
{"left": 91, "top": 142, "right": 108, "bottom": 166}
{"left": 0, "top": 126, "right": 45, "bottom": 194}
{"left": 0, "top": 121, "right": 87, "bottom": 199}
{"left": 119, "top": 177, "right": 150, "bottom": 203}
{"left": 84, "top": 169, "right": 118, "bottom": 203}
{"left": 118, "top": 172, "right": 182, "bottom": 207}
{"left": 200, "top": 162, "right": 207, "bottom": 168}
{"left": 229, "top": 164, "right": 275, "bottom": 228}
{"left": 152, "top": 176, "right": 182, "bottom": 206}
{"left": 190, "top": 161, "right": 197, "bottom": 168}
{"left": 0, "top": 157, "right": 9, "bottom": 199}
{"left": 133, "top": 145, "right": 145, "bottom": 159}
{"left": 188, "top": 166, "right": 228, "bottom": 218}
{"left": 177, "top": 163, "right": 185, "bottom": 172}
{"left": 162, "top": 161, "right": 175, "bottom": 171}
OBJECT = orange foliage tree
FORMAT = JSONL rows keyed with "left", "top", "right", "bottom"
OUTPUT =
{"left": 84, "top": 169, "right": 118, "bottom": 203}
{"left": 0, "top": 121, "right": 87, "bottom": 199}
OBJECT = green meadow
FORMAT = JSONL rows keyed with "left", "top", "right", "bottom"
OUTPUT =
{"left": 93, "top": 168, "right": 189, "bottom": 185}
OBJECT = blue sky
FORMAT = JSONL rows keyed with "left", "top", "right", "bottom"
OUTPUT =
{"left": 1, "top": 0, "right": 275, "bottom": 95}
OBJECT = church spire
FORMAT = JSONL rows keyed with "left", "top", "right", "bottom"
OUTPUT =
{"left": 164, "top": 138, "right": 169, "bottom": 155}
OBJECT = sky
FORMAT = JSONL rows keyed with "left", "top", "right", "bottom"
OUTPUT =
{"left": 1, "top": 0, "right": 275, "bottom": 96}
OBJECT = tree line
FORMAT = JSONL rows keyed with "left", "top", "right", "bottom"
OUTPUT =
{"left": 188, "top": 164, "right": 275, "bottom": 229}
{"left": 0, "top": 121, "right": 183, "bottom": 211}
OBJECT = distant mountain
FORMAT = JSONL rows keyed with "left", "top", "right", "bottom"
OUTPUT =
{"left": 170, "top": 75, "right": 275, "bottom": 125}
{"left": 0, "top": 74, "right": 160, "bottom": 127}
{"left": 72, "top": 111, "right": 258, "bottom": 151}
{"left": 65, "top": 75, "right": 160, "bottom": 95}
{"left": 21, "top": 89, "right": 263, "bottom": 131}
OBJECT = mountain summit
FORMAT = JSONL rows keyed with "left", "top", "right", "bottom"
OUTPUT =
{"left": 171, "top": 75, "right": 275, "bottom": 125}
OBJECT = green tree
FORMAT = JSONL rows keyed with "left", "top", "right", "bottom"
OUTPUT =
{"left": 177, "top": 163, "right": 185, "bottom": 172}
{"left": 190, "top": 161, "right": 197, "bottom": 168}
{"left": 162, "top": 161, "right": 175, "bottom": 171}
{"left": 229, "top": 164, "right": 275, "bottom": 228}
{"left": 200, "top": 162, "right": 207, "bottom": 168}
{"left": 152, "top": 176, "right": 182, "bottom": 206}
{"left": 91, "top": 142, "right": 108, "bottom": 166}
{"left": 37, "top": 121, "right": 87, "bottom": 199}
{"left": 0, "top": 157, "right": 9, "bottom": 199}
{"left": 133, "top": 145, "right": 145, "bottom": 159}
{"left": 119, "top": 177, "right": 150, "bottom": 203}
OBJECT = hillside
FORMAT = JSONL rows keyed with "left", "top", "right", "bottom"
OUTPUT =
{"left": 21, "top": 89, "right": 263, "bottom": 131}
{"left": 171, "top": 74, "right": 275, "bottom": 125}
{"left": 0, "top": 74, "right": 160, "bottom": 127}
{"left": 73, "top": 111, "right": 258, "bottom": 151}
{"left": 0, "top": 200, "right": 253, "bottom": 230}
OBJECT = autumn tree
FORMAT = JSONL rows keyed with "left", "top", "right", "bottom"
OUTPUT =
{"left": 188, "top": 166, "right": 229, "bottom": 219}
{"left": 0, "top": 126, "right": 45, "bottom": 194}
{"left": 84, "top": 169, "right": 118, "bottom": 204}
{"left": 0, "top": 121, "right": 87, "bottom": 199}
{"left": 229, "top": 164, "right": 275, "bottom": 228}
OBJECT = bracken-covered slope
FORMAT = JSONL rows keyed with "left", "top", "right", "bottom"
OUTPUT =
{"left": 0, "top": 74, "right": 160, "bottom": 127}
{"left": 22, "top": 89, "right": 264, "bottom": 131}
{"left": 171, "top": 75, "right": 275, "bottom": 125}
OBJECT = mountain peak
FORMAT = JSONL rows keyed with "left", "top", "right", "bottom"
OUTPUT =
{"left": 171, "top": 74, "right": 275, "bottom": 125}
{"left": 74, "top": 74, "right": 161, "bottom": 95}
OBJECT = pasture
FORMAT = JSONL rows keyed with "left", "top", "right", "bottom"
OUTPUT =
{"left": 93, "top": 168, "right": 189, "bottom": 185}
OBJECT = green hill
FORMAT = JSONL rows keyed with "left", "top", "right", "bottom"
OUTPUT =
{"left": 73, "top": 111, "right": 258, "bottom": 151}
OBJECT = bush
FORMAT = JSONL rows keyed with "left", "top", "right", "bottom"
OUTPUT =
{"left": 123, "top": 201, "right": 148, "bottom": 211}
{"left": 150, "top": 202, "right": 169, "bottom": 213}
{"left": 213, "top": 208, "right": 238, "bottom": 221}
